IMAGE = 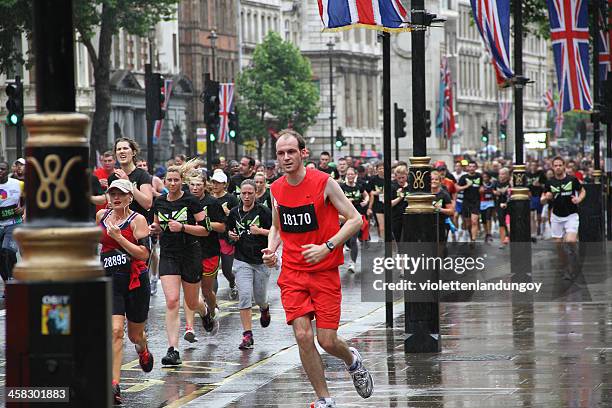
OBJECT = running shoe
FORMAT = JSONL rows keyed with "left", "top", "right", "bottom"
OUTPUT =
{"left": 260, "top": 305, "right": 271, "bottom": 328}
{"left": 347, "top": 262, "right": 356, "bottom": 273}
{"left": 137, "top": 346, "right": 154, "bottom": 373}
{"left": 184, "top": 327, "right": 198, "bottom": 343}
{"left": 347, "top": 347, "right": 374, "bottom": 398}
{"left": 161, "top": 347, "right": 182, "bottom": 366}
{"left": 112, "top": 383, "right": 122, "bottom": 405}
{"left": 202, "top": 308, "right": 220, "bottom": 335}
{"left": 229, "top": 284, "right": 239, "bottom": 300}
{"left": 238, "top": 332, "right": 254, "bottom": 350}
{"left": 310, "top": 398, "right": 336, "bottom": 408}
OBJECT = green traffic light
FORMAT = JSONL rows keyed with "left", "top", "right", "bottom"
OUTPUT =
{"left": 8, "top": 113, "right": 19, "bottom": 125}
{"left": 500, "top": 134, "right": 506, "bottom": 140}
{"left": 229, "top": 130, "right": 236, "bottom": 138}
{"left": 335, "top": 140, "right": 343, "bottom": 148}
{"left": 209, "top": 134, "right": 216, "bottom": 142}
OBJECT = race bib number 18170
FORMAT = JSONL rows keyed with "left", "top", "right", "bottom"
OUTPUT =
{"left": 278, "top": 204, "right": 319, "bottom": 233}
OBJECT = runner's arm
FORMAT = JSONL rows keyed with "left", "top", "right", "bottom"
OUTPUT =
{"left": 116, "top": 215, "right": 150, "bottom": 261}
{"left": 266, "top": 194, "right": 282, "bottom": 253}
{"left": 133, "top": 183, "right": 154, "bottom": 210}
{"left": 186, "top": 211, "right": 210, "bottom": 237}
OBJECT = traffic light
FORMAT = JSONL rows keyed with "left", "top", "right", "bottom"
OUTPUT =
{"left": 335, "top": 128, "right": 345, "bottom": 149}
{"left": 204, "top": 80, "right": 220, "bottom": 141}
{"left": 500, "top": 122, "right": 507, "bottom": 140}
{"left": 145, "top": 72, "right": 165, "bottom": 121}
{"left": 425, "top": 110, "right": 431, "bottom": 138}
{"left": 5, "top": 78, "right": 23, "bottom": 126}
{"left": 394, "top": 103, "right": 406, "bottom": 139}
{"left": 481, "top": 125, "right": 489, "bottom": 143}
{"left": 228, "top": 109, "right": 239, "bottom": 139}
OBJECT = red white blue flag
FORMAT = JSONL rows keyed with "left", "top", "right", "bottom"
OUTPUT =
{"left": 317, "top": 0, "right": 408, "bottom": 31}
{"left": 218, "top": 83, "right": 234, "bottom": 144}
{"left": 546, "top": 0, "right": 592, "bottom": 112}
{"left": 499, "top": 99, "right": 512, "bottom": 123}
{"left": 598, "top": 1, "right": 611, "bottom": 81}
{"left": 543, "top": 89, "right": 555, "bottom": 112}
{"left": 153, "top": 78, "right": 173, "bottom": 145}
{"left": 470, "top": 0, "right": 514, "bottom": 87}
{"left": 435, "top": 57, "right": 456, "bottom": 139}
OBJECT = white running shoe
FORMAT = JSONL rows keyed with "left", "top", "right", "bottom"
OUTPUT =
{"left": 311, "top": 398, "right": 336, "bottom": 408}
{"left": 348, "top": 262, "right": 356, "bottom": 273}
{"left": 347, "top": 347, "right": 374, "bottom": 399}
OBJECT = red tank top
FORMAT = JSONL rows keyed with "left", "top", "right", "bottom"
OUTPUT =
{"left": 270, "top": 168, "right": 343, "bottom": 272}
{"left": 100, "top": 210, "right": 147, "bottom": 281}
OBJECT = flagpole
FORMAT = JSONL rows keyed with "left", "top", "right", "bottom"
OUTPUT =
{"left": 403, "top": 2, "right": 440, "bottom": 354}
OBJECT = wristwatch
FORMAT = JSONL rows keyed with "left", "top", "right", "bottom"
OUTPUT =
{"left": 325, "top": 240, "right": 335, "bottom": 251}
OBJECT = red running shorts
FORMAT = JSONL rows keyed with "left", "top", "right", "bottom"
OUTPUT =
{"left": 277, "top": 267, "right": 342, "bottom": 330}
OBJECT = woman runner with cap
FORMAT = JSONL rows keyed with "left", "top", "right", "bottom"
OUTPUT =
{"left": 97, "top": 179, "right": 153, "bottom": 405}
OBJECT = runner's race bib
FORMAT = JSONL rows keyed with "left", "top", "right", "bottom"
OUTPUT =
{"left": 101, "top": 249, "right": 131, "bottom": 275}
{"left": 0, "top": 205, "right": 18, "bottom": 221}
{"left": 278, "top": 203, "right": 319, "bottom": 233}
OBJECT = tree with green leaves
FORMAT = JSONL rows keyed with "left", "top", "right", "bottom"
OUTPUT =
{"left": 236, "top": 32, "right": 319, "bottom": 160}
{"left": 0, "top": 0, "right": 178, "bottom": 157}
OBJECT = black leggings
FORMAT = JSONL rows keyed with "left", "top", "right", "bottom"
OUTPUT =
{"left": 0, "top": 249, "right": 17, "bottom": 282}
{"left": 214, "top": 253, "right": 236, "bottom": 293}
{"left": 347, "top": 233, "right": 359, "bottom": 262}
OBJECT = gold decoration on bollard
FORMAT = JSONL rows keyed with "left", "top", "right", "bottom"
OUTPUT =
{"left": 13, "top": 113, "right": 103, "bottom": 282}
{"left": 13, "top": 227, "right": 103, "bottom": 281}
{"left": 406, "top": 156, "right": 435, "bottom": 214}
{"left": 406, "top": 194, "right": 436, "bottom": 214}
{"left": 593, "top": 170, "right": 602, "bottom": 184}
{"left": 412, "top": 170, "right": 426, "bottom": 189}
{"left": 28, "top": 155, "right": 81, "bottom": 209}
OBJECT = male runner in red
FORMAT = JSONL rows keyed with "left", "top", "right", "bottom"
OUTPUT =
{"left": 263, "top": 129, "right": 373, "bottom": 408}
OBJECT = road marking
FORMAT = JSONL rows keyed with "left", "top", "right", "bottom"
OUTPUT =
{"left": 168, "top": 300, "right": 405, "bottom": 407}
{"left": 123, "top": 378, "right": 165, "bottom": 393}
{"left": 0, "top": 309, "right": 5, "bottom": 317}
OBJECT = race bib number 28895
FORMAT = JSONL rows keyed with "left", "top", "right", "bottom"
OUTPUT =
{"left": 278, "top": 204, "right": 319, "bottom": 233}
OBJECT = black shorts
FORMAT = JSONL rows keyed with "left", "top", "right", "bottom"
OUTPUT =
{"left": 159, "top": 242, "right": 202, "bottom": 283}
{"left": 112, "top": 272, "right": 150, "bottom": 323}
{"left": 497, "top": 206, "right": 508, "bottom": 228}
{"left": 480, "top": 207, "right": 494, "bottom": 223}
{"left": 461, "top": 201, "right": 480, "bottom": 217}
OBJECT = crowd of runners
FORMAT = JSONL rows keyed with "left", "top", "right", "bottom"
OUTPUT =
{"left": 0, "top": 131, "right": 591, "bottom": 407}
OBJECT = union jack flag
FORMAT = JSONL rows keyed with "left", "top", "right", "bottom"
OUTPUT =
{"left": 543, "top": 88, "right": 555, "bottom": 112}
{"left": 498, "top": 99, "right": 512, "bottom": 123}
{"left": 318, "top": 0, "right": 408, "bottom": 31}
{"left": 470, "top": 0, "right": 514, "bottom": 87}
{"left": 436, "top": 56, "right": 456, "bottom": 139}
{"left": 546, "top": 0, "right": 592, "bottom": 112}
{"left": 218, "top": 83, "right": 234, "bottom": 144}
{"left": 153, "top": 78, "right": 173, "bottom": 145}
{"left": 598, "top": 1, "right": 611, "bottom": 81}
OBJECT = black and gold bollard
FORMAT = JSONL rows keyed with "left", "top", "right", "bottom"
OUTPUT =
{"left": 509, "top": 165, "right": 532, "bottom": 277}
{"left": 5, "top": 0, "right": 111, "bottom": 406}
{"left": 6, "top": 115, "right": 111, "bottom": 406}
{"left": 403, "top": 157, "right": 440, "bottom": 353}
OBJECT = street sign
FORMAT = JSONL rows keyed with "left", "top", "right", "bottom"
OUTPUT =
{"left": 197, "top": 128, "right": 207, "bottom": 155}
{"left": 524, "top": 132, "right": 547, "bottom": 150}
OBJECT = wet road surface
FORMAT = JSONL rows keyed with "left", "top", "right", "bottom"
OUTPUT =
{"left": 1, "top": 239, "right": 611, "bottom": 407}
